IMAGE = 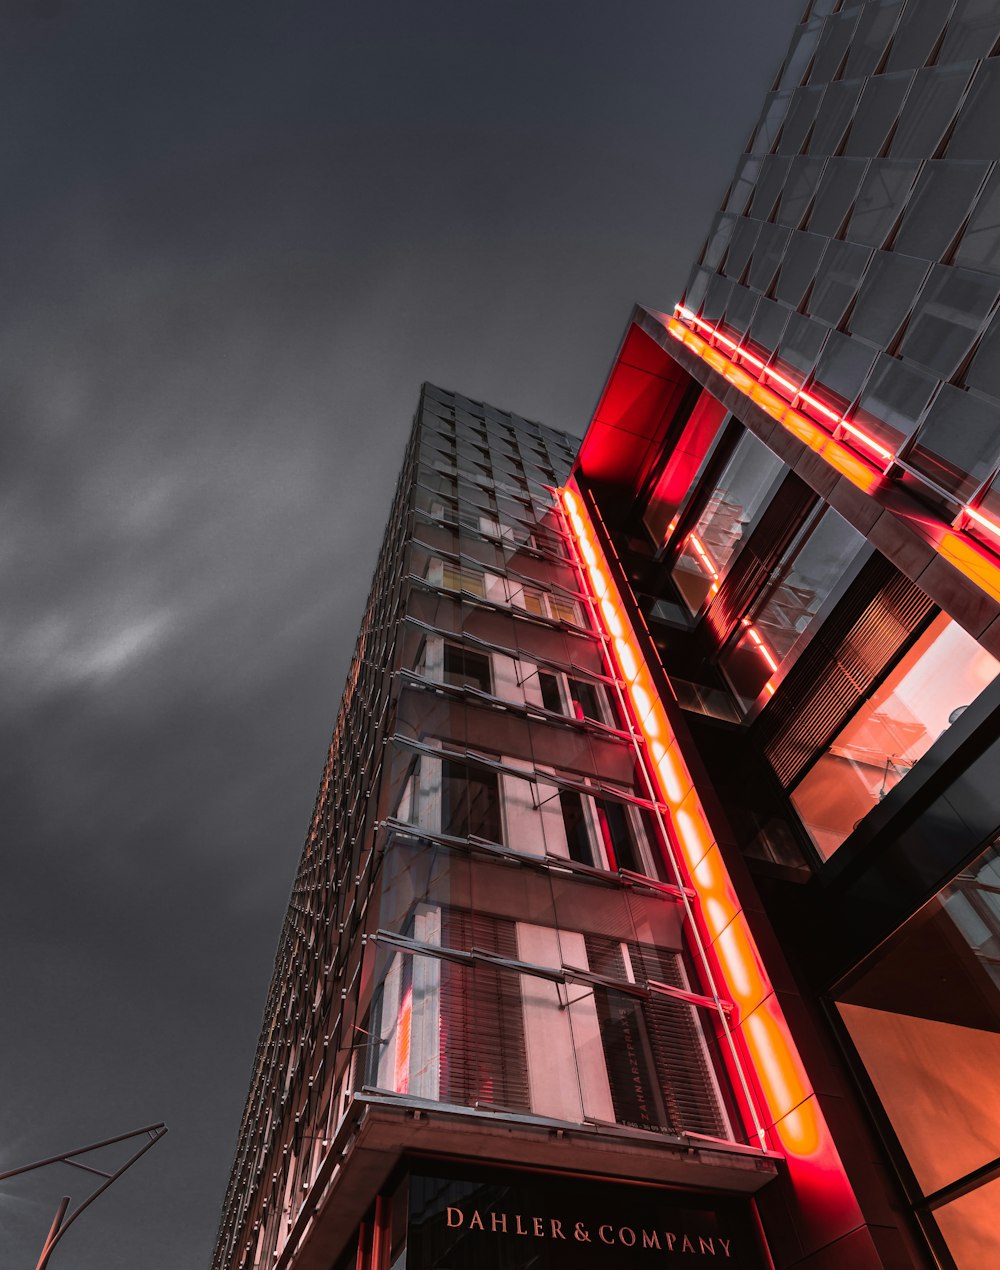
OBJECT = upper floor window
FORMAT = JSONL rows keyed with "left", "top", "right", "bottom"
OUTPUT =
{"left": 790, "top": 614, "right": 1000, "bottom": 859}
{"left": 441, "top": 561, "right": 486, "bottom": 598}
{"left": 719, "top": 505, "right": 866, "bottom": 711}
{"left": 443, "top": 644, "right": 492, "bottom": 695}
{"left": 671, "top": 432, "right": 785, "bottom": 614}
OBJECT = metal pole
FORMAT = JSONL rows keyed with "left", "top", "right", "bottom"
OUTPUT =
{"left": 35, "top": 1196, "right": 69, "bottom": 1270}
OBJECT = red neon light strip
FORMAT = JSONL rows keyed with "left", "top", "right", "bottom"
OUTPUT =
{"left": 671, "top": 304, "right": 1000, "bottom": 578}
{"left": 559, "top": 486, "right": 863, "bottom": 1219}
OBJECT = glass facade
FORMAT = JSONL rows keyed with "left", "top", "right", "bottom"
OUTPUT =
{"left": 681, "top": 0, "right": 1000, "bottom": 522}
{"left": 836, "top": 837, "right": 1000, "bottom": 1268}
{"left": 213, "top": 388, "right": 761, "bottom": 1270}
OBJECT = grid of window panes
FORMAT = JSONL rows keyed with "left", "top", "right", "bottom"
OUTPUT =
{"left": 681, "top": 0, "right": 1000, "bottom": 522}
{"left": 212, "top": 388, "right": 745, "bottom": 1270}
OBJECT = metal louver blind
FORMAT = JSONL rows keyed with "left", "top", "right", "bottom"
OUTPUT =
{"left": 439, "top": 910, "right": 530, "bottom": 1113}
{"left": 585, "top": 936, "right": 729, "bottom": 1139}
{"left": 757, "top": 557, "right": 937, "bottom": 788}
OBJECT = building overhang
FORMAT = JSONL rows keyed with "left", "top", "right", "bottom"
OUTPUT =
{"left": 277, "top": 1093, "right": 780, "bottom": 1270}
{"left": 574, "top": 304, "right": 1000, "bottom": 657}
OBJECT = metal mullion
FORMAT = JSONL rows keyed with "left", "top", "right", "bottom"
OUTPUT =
{"left": 388, "top": 733, "right": 671, "bottom": 814}
{"left": 395, "top": 669, "right": 633, "bottom": 744}
{"left": 401, "top": 615, "right": 620, "bottom": 686}
{"left": 375, "top": 817, "right": 690, "bottom": 901}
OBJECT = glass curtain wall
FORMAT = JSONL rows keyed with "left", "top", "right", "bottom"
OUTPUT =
{"left": 835, "top": 838, "right": 1000, "bottom": 1268}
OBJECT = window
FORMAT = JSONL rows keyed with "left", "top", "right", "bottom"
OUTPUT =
{"left": 441, "top": 561, "right": 485, "bottom": 598}
{"left": 835, "top": 838, "right": 1000, "bottom": 1267}
{"left": 538, "top": 671, "right": 564, "bottom": 714}
{"left": 671, "top": 432, "right": 785, "bottom": 615}
{"left": 568, "top": 677, "right": 608, "bottom": 725}
{"left": 720, "top": 506, "right": 866, "bottom": 711}
{"left": 559, "top": 790, "right": 594, "bottom": 866}
{"left": 442, "top": 644, "right": 491, "bottom": 694}
{"left": 522, "top": 587, "right": 580, "bottom": 625}
{"left": 441, "top": 759, "right": 502, "bottom": 842}
{"left": 790, "top": 614, "right": 1000, "bottom": 859}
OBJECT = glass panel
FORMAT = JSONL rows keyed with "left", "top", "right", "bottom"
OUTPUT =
{"left": 906, "top": 384, "right": 1000, "bottom": 502}
{"left": 808, "top": 79, "right": 862, "bottom": 155}
{"left": 792, "top": 615, "right": 1000, "bottom": 858}
{"left": 749, "top": 224, "right": 791, "bottom": 293}
{"left": 777, "top": 157, "right": 826, "bottom": 229}
{"left": 965, "top": 310, "right": 1000, "bottom": 402}
{"left": 809, "top": 331, "right": 878, "bottom": 414}
{"left": 702, "top": 212, "right": 737, "bottom": 271}
{"left": 846, "top": 159, "right": 920, "bottom": 248}
{"left": 844, "top": 73, "right": 912, "bottom": 157}
{"left": 808, "top": 8, "right": 861, "bottom": 84}
{"left": 851, "top": 354, "right": 939, "bottom": 454}
{"left": 749, "top": 94, "right": 791, "bottom": 157}
{"left": 749, "top": 155, "right": 791, "bottom": 220}
{"left": 934, "top": 1175, "right": 1000, "bottom": 1270}
{"left": 778, "top": 85, "right": 824, "bottom": 155}
{"left": 702, "top": 274, "right": 734, "bottom": 324}
{"left": 847, "top": 250, "right": 929, "bottom": 347}
{"left": 954, "top": 167, "right": 1000, "bottom": 276}
{"left": 779, "top": 20, "right": 824, "bottom": 90}
{"left": 724, "top": 218, "right": 761, "bottom": 281}
{"left": 721, "top": 508, "right": 866, "bottom": 710}
{"left": 844, "top": 1, "right": 903, "bottom": 78}
{"left": 769, "top": 309, "right": 829, "bottom": 392}
{"left": 893, "top": 160, "right": 989, "bottom": 260}
{"left": 884, "top": 0, "right": 950, "bottom": 71}
{"left": 948, "top": 60, "right": 1000, "bottom": 161}
{"left": 683, "top": 266, "right": 712, "bottom": 316}
{"left": 889, "top": 64, "right": 972, "bottom": 159}
{"left": 746, "top": 297, "right": 791, "bottom": 356}
{"left": 835, "top": 836, "right": 1000, "bottom": 1205}
{"left": 775, "top": 232, "right": 827, "bottom": 308}
{"left": 806, "top": 157, "right": 868, "bottom": 237}
{"left": 721, "top": 284, "right": 759, "bottom": 342}
{"left": 670, "top": 432, "right": 785, "bottom": 615}
{"left": 900, "top": 264, "right": 1000, "bottom": 381}
{"left": 724, "top": 155, "right": 763, "bottom": 214}
{"left": 443, "top": 644, "right": 492, "bottom": 693}
{"left": 939, "top": 0, "right": 1000, "bottom": 62}
{"left": 807, "top": 240, "right": 873, "bottom": 326}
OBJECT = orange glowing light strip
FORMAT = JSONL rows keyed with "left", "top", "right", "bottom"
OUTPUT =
{"left": 669, "top": 304, "right": 1000, "bottom": 594}
{"left": 672, "top": 303, "right": 893, "bottom": 468}
{"left": 559, "top": 485, "right": 848, "bottom": 1168}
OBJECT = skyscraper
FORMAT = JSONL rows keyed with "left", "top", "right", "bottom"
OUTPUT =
{"left": 215, "top": 4, "right": 1000, "bottom": 1268}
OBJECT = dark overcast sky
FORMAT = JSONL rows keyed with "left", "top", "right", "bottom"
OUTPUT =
{"left": 0, "top": 2, "right": 802, "bottom": 1266}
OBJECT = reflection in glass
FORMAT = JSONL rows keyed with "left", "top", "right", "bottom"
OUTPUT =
{"left": 835, "top": 837, "right": 1000, "bottom": 1267}
{"left": 905, "top": 384, "right": 1000, "bottom": 503}
{"left": 948, "top": 59, "right": 1000, "bottom": 161}
{"left": 846, "top": 160, "right": 920, "bottom": 249}
{"left": 721, "top": 508, "right": 865, "bottom": 710}
{"left": 847, "top": 250, "right": 929, "bottom": 348}
{"left": 893, "top": 160, "right": 989, "bottom": 260}
{"left": 671, "top": 433, "right": 785, "bottom": 615}
{"left": 900, "top": 265, "right": 1000, "bottom": 381}
{"left": 851, "top": 354, "right": 938, "bottom": 454}
{"left": 791, "top": 615, "right": 1000, "bottom": 858}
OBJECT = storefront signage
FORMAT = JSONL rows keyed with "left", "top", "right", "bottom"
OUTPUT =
{"left": 407, "top": 1167, "right": 768, "bottom": 1268}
